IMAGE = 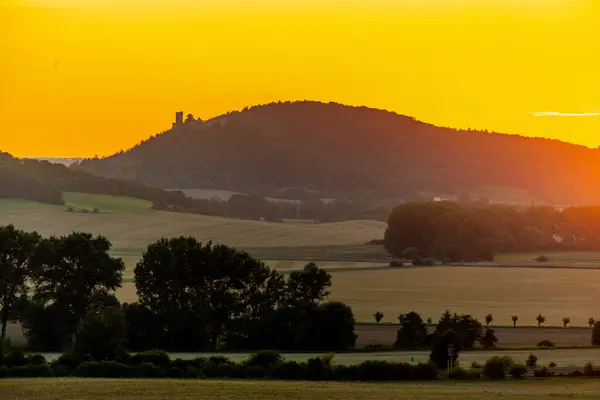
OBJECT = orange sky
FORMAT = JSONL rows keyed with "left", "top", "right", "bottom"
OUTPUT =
{"left": 2, "top": 0, "right": 600, "bottom": 157}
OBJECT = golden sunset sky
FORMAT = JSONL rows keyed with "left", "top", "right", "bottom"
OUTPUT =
{"left": 2, "top": 0, "right": 600, "bottom": 157}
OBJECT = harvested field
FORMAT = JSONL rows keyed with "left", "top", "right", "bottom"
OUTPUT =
{"left": 355, "top": 325, "right": 593, "bottom": 348}
{"left": 0, "top": 210, "right": 385, "bottom": 250}
{"left": 326, "top": 266, "right": 600, "bottom": 325}
{"left": 4, "top": 378, "right": 600, "bottom": 399}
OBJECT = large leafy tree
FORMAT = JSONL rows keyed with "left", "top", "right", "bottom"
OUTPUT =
{"left": 0, "top": 225, "right": 40, "bottom": 343}
{"left": 31, "top": 232, "right": 124, "bottom": 340}
{"left": 73, "top": 305, "right": 127, "bottom": 361}
{"left": 286, "top": 262, "right": 331, "bottom": 306}
{"left": 134, "top": 237, "right": 285, "bottom": 350}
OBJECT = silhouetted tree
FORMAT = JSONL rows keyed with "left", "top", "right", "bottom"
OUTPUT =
{"left": 536, "top": 314, "right": 546, "bottom": 327}
{"left": 0, "top": 225, "right": 40, "bottom": 343}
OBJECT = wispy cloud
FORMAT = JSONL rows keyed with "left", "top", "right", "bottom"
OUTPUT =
{"left": 530, "top": 112, "right": 600, "bottom": 117}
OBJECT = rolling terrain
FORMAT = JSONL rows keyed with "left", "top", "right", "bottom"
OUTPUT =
{"left": 76, "top": 100, "right": 600, "bottom": 205}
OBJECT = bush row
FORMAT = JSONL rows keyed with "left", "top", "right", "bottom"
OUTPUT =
{"left": 0, "top": 349, "right": 596, "bottom": 381}
{"left": 0, "top": 351, "right": 439, "bottom": 381}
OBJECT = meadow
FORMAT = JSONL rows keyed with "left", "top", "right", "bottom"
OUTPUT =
{"left": 0, "top": 192, "right": 152, "bottom": 214}
{"left": 3, "top": 378, "right": 600, "bottom": 400}
{"left": 0, "top": 208, "right": 385, "bottom": 251}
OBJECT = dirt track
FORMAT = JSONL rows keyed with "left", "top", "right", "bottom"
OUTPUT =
{"left": 355, "top": 325, "right": 593, "bottom": 347}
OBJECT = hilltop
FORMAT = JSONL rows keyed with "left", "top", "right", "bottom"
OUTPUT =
{"left": 74, "top": 101, "right": 600, "bottom": 205}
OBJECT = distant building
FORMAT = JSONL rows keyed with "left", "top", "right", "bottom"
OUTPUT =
{"left": 173, "top": 111, "right": 184, "bottom": 127}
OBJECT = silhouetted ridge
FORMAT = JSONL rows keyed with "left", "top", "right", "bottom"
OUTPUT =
{"left": 75, "top": 101, "right": 600, "bottom": 204}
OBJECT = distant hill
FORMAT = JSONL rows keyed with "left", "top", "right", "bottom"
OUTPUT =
{"left": 0, "top": 151, "right": 196, "bottom": 210}
{"left": 74, "top": 101, "right": 600, "bottom": 205}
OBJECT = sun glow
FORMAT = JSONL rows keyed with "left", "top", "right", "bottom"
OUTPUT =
{"left": 2, "top": 0, "right": 599, "bottom": 157}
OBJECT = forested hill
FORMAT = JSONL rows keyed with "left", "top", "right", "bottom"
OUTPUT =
{"left": 74, "top": 101, "right": 600, "bottom": 205}
{"left": 0, "top": 151, "right": 190, "bottom": 208}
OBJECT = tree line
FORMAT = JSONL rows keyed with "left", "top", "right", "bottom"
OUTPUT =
{"left": 1, "top": 152, "right": 386, "bottom": 222}
{"left": 75, "top": 100, "right": 600, "bottom": 205}
{"left": 0, "top": 225, "right": 356, "bottom": 356}
{"left": 384, "top": 201, "right": 600, "bottom": 262}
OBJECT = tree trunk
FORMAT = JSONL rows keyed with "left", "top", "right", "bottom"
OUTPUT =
{"left": 0, "top": 296, "right": 11, "bottom": 343}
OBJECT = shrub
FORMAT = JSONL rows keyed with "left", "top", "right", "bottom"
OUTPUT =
{"left": 535, "top": 255, "right": 549, "bottom": 262}
{"left": 471, "top": 361, "right": 482, "bottom": 369}
{"left": 243, "top": 365, "right": 270, "bottom": 379}
{"left": 8, "top": 364, "right": 54, "bottom": 377}
{"left": 483, "top": 357, "right": 508, "bottom": 380}
{"left": 215, "top": 363, "right": 245, "bottom": 378}
{"left": 26, "top": 354, "right": 47, "bottom": 366}
{"left": 53, "top": 364, "right": 72, "bottom": 377}
{"left": 423, "top": 258, "right": 435, "bottom": 266}
{"left": 53, "top": 352, "right": 80, "bottom": 370}
{"left": 167, "top": 366, "right": 185, "bottom": 379}
{"left": 133, "top": 362, "right": 165, "bottom": 378}
{"left": 402, "top": 247, "right": 419, "bottom": 260}
{"left": 448, "top": 366, "right": 470, "bottom": 380}
{"left": 411, "top": 256, "right": 424, "bottom": 266}
{"left": 307, "top": 357, "right": 334, "bottom": 381}
{"left": 584, "top": 362, "right": 595, "bottom": 376}
{"left": 508, "top": 363, "right": 527, "bottom": 379}
{"left": 185, "top": 365, "right": 203, "bottom": 379}
{"left": 208, "top": 355, "right": 232, "bottom": 365}
{"left": 271, "top": 361, "right": 308, "bottom": 380}
{"left": 74, "top": 361, "right": 134, "bottom": 378}
{"left": 411, "top": 362, "right": 438, "bottom": 380}
{"left": 67, "top": 207, "right": 74, "bottom": 212}
{"left": 0, "top": 365, "right": 8, "bottom": 378}
{"left": 533, "top": 366, "right": 552, "bottom": 377}
{"left": 549, "top": 361, "right": 557, "bottom": 368}
{"left": 246, "top": 351, "right": 283, "bottom": 368}
{"left": 93, "top": 208, "right": 100, "bottom": 213}
{"left": 349, "top": 361, "right": 407, "bottom": 381}
{"left": 389, "top": 261, "right": 403, "bottom": 267}
{"left": 537, "top": 340, "right": 555, "bottom": 348}
{"left": 4, "top": 348, "right": 26, "bottom": 367}
{"left": 130, "top": 350, "right": 171, "bottom": 367}
{"left": 526, "top": 353, "right": 538, "bottom": 368}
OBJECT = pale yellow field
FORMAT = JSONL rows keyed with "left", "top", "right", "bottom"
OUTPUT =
{"left": 115, "top": 265, "right": 600, "bottom": 327}
{"left": 0, "top": 210, "right": 385, "bottom": 250}
{"left": 326, "top": 266, "right": 600, "bottom": 325}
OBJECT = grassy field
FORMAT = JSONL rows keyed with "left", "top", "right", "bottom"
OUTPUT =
{"left": 62, "top": 192, "right": 152, "bottom": 214}
{"left": 0, "top": 210, "right": 385, "bottom": 250}
{"left": 0, "top": 192, "right": 152, "bottom": 214}
{"left": 323, "top": 266, "right": 600, "bottom": 325}
{"left": 4, "top": 378, "right": 600, "bottom": 400}
{"left": 354, "top": 325, "right": 594, "bottom": 348}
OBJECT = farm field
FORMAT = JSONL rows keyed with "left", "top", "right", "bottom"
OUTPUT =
{"left": 325, "top": 266, "right": 600, "bottom": 325}
{"left": 354, "top": 325, "right": 593, "bottom": 348}
{"left": 116, "top": 264, "right": 600, "bottom": 327}
{"left": 4, "top": 378, "right": 600, "bottom": 400}
{"left": 0, "top": 192, "right": 152, "bottom": 214}
{"left": 0, "top": 209, "right": 385, "bottom": 250}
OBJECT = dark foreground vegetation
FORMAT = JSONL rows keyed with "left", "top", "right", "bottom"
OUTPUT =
{"left": 5, "top": 224, "right": 600, "bottom": 382}
{"left": 77, "top": 100, "right": 600, "bottom": 205}
{"left": 384, "top": 201, "right": 600, "bottom": 262}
